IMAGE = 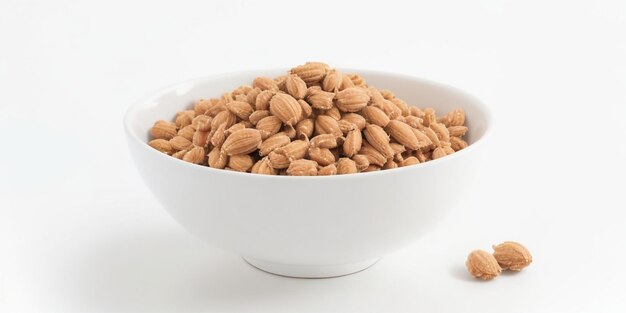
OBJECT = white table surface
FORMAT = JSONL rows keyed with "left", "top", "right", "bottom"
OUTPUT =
{"left": 1, "top": 0, "right": 625, "bottom": 312}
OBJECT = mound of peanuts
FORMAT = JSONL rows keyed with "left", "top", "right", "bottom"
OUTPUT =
{"left": 148, "top": 62, "right": 469, "bottom": 176}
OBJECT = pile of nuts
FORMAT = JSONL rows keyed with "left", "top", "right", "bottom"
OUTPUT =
{"left": 466, "top": 241, "right": 533, "bottom": 280}
{"left": 148, "top": 62, "right": 470, "bottom": 175}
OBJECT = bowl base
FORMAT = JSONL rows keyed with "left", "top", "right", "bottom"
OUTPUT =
{"left": 242, "top": 257, "right": 380, "bottom": 278}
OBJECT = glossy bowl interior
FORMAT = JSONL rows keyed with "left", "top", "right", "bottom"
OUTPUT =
{"left": 124, "top": 69, "right": 492, "bottom": 278}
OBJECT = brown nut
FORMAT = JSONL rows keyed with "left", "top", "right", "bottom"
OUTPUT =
{"left": 492, "top": 241, "right": 533, "bottom": 271}
{"left": 466, "top": 250, "right": 502, "bottom": 280}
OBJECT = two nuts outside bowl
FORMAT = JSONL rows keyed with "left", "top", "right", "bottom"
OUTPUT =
{"left": 148, "top": 62, "right": 470, "bottom": 175}
{"left": 466, "top": 241, "right": 533, "bottom": 280}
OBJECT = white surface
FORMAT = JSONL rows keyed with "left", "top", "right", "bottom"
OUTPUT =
{"left": 125, "top": 70, "right": 491, "bottom": 278}
{"left": 1, "top": 0, "right": 625, "bottom": 312}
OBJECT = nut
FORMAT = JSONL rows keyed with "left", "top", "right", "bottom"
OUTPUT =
{"left": 192, "top": 130, "right": 210, "bottom": 147}
{"left": 255, "top": 115, "right": 282, "bottom": 139}
{"left": 295, "top": 118, "right": 314, "bottom": 140}
{"left": 150, "top": 121, "right": 177, "bottom": 140}
{"left": 358, "top": 143, "right": 387, "bottom": 167}
{"left": 404, "top": 115, "right": 423, "bottom": 129}
{"left": 431, "top": 147, "right": 447, "bottom": 160}
{"left": 361, "top": 106, "right": 390, "bottom": 127}
{"left": 389, "top": 98, "right": 410, "bottom": 116}
{"left": 211, "top": 110, "right": 237, "bottom": 130}
{"left": 423, "top": 108, "right": 436, "bottom": 127}
{"left": 177, "top": 125, "right": 196, "bottom": 141}
{"left": 450, "top": 137, "right": 468, "bottom": 151}
{"left": 253, "top": 76, "right": 279, "bottom": 91}
{"left": 430, "top": 122, "right": 450, "bottom": 143}
{"left": 342, "top": 129, "right": 362, "bottom": 157}
{"left": 318, "top": 164, "right": 337, "bottom": 176}
{"left": 409, "top": 106, "right": 424, "bottom": 118}
{"left": 285, "top": 75, "right": 307, "bottom": 99}
{"left": 492, "top": 241, "right": 532, "bottom": 271}
{"left": 249, "top": 110, "right": 270, "bottom": 125}
{"left": 274, "top": 75, "right": 288, "bottom": 91}
{"left": 411, "top": 128, "right": 433, "bottom": 149}
{"left": 310, "top": 134, "right": 338, "bottom": 149}
{"left": 286, "top": 159, "right": 318, "bottom": 176}
{"left": 246, "top": 88, "right": 261, "bottom": 106}
{"left": 308, "top": 147, "right": 335, "bottom": 166}
{"left": 225, "top": 122, "right": 246, "bottom": 137}
{"left": 466, "top": 250, "right": 502, "bottom": 280}
{"left": 447, "top": 108, "right": 465, "bottom": 126}
{"left": 340, "top": 113, "right": 367, "bottom": 130}
{"left": 338, "top": 119, "right": 357, "bottom": 134}
{"left": 381, "top": 100, "right": 402, "bottom": 119}
{"left": 335, "top": 87, "right": 370, "bottom": 112}
{"left": 289, "top": 62, "right": 330, "bottom": 85}
{"left": 255, "top": 89, "right": 276, "bottom": 111}
{"left": 380, "top": 89, "right": 395, "bottom": 100}
{"left": 171, "top": 149, "right": 187, "bottom": 159}
{"left": 169, "top": 136, "right": 193, "bottom": 151}
{"left": 268, "top": 140, "right": 309, "bottom": 169}
{"left": 226, "top": 101, "right": 254, "bottom": 120}
{"left": 182, "top": 146, "right": 205, "bottom": 164}
{"left": 422, "top": 127, "right": 441, "bottom": 148}
{"left": 148, "top": 139, "right": 172, "bottom": 154}
{"left": 352, "top": 154, "right": 370, "bottom": 171}
{"left": 363, "top": 124, "right": 394, "bottom": 159}
{"left": 204, "top": 102, "right": 226, "bottom": 117}
{"left": 348, "top": 74, "right": 366, "bottom": 87}
{"left": 258, "top": 133, "right": 291, "bottom": 156}
{"left": 251, "top": 157, "right": 276, "bottom": 175}
{"left": 175, "top": 110, "right": 194, "bottom": 128}
{"left": 383, "top": 159, "right": 398, "bottom": 170}
{"left": 399, "top": 156, "right": 419, "bottom": 167}
{"left": 322, "top": 69, "right": 342, "bottom": 92}
{"left": 194, "top": 99, "right": 210, "bottom": 116}
{"left": 297, "top": 99, "right": 313, "bottom": 119}
{"left": 221, "top": 129, "right": 262, "bottom": 156}
{"left": 362, "top": 164, "right": 381, "bottom": 172}
{"left": 208, "top": 147, "right": 228, "bottom": 169}
{"left": 269, "top": 93, "right": 302, "bottom": 126}
{"left": 306, "top": 88, "right": 335, "bottom": 110}
{"left": 448, "top": 126, "right": 468, "bottom": 137}
{"left": 323, "top": 106, "right": 342, "bottom": 121}
{"left": 339, "top": 74, "right": 355, "bottom": 90}
{"left": 315, "top": 115, "right": 342, "bottom": 138}
{"left": 385, "top": 120, "right": 420, "bottom": 150}
{"left": 337, "top": 158, "right": 358, "bottom": 174}
{"left": 228, "top": 154, "right": 255, "bottom": 172}
{"left": 210, "top": 124, "right": 227, "bottom": 148}
{"left": 192, "top": 115, "right": 211, "bottom": 132}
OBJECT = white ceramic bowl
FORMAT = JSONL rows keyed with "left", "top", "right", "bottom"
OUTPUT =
{"left": 124, "top": 69, "right": 492, "bottom": 278}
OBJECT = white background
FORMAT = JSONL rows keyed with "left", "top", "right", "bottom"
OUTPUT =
{"left": 1, "top": 0, "right": 625, "bottom": 312}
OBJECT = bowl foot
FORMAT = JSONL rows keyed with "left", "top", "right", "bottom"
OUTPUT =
{"left": 242, "top": 257, "right": 380, "bottom": 278}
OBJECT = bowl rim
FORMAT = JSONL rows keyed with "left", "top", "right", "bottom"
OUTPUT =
{"left": 124, "top": 68, "right": 493, "bottom": 180}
